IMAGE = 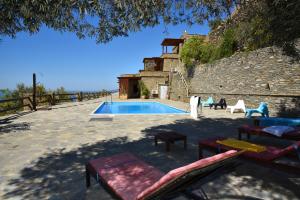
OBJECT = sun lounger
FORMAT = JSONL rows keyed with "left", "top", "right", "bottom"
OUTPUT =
{"left": 245, "top": 102, "right": 269, "bottom": 118}
{"left": 226, "top": 100, "right": 246, "bottom": 114}
{"left": 201, "top": 97, "right": 214, "bottom": 107}
{"left": 86, "top": 151, "right": 240, "bottom": 200}
{"left": 238, "top": 125, "right": 300, "bottom": 140}
{"left": 198, "top": 137, "right": 300, "bottom": 175}
{"left": 209, "top": 98, "right": 227, "bottom": 110}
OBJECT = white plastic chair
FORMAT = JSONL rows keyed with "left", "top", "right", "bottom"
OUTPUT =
{"left": 226, "top": 100, "right": 246, "bottom": 114}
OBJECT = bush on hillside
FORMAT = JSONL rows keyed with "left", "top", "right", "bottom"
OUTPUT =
{"left": 180, "top": 31, "right": 238, "bottom": 69}
{"left": 180, "top": 37, "right": 204, "bottom": 68}
{"left": 218, "top": 29, "right": 238, "bottom": 57}
{"left": 235, "top": 15, "right": 272, "bottom": 51}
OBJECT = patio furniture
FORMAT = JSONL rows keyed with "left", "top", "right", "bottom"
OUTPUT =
{"left": 85, "top": 150, "right": 241, "bottom": 200}
{"left": 150, "top": 89, "right": 159, "bottom": 98}
{"left": 226, "top": 100, "right": 246, "bottom": 114}
{"left": 154, "top": 131, "right": 187, "bottom": 152}
{"left": 198, "top": 137, "right": 300, "bottom": 175}
{"left": 209, "top": 98, "right": 227, "bottom": 110}
{"left": 238, "top": 124, "right": 300, "bottom": 141}
{"left": 254, "top": 117, "right": 300, "bottom": 127}
{"left": 201, "top": 97, "right": 214, "bottom": 107}
{"left": 245, "top": 102, "right": 269, "bottom": 118}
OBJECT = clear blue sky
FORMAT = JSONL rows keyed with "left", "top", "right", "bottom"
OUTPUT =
{"left": 0, "top": 23, "right": 209, "bottom": 91}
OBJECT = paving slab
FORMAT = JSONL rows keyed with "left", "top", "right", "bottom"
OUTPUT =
{"left": 0, "top": 94, "right": 299, "bottom": 200}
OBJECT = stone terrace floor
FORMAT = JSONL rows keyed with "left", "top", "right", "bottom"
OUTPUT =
{"left": 0, "top": 94, "right": 299, "bottom": 200}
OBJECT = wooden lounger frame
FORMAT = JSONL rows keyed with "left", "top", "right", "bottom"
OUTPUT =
{"left": 199, "top": 143, "right": 300, "bottom": 175}
{"left": 86, "top": 151, "right": 242, "bottom": 200}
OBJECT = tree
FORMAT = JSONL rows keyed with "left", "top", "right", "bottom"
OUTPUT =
{"left": 0, "top": 0, "right": 236, "bottom": 43}
{"left": 12, "top": 83, "right": 32, "bottom": 98}
{"left": 0, "top": 89, "right": 12, "bottom": 100}
{"left": 180, "top": 37, "right": 204, "bottom": 67}
{"left": 218, "top": 28, "right": 237, "bottom": 58}
{"left": 55, "top": 86, "right": 67, "bottom": 94}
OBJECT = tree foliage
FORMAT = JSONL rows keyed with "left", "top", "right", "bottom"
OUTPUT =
{"left": 228, "top": 0, "right": 300, "bottom": 51}
{"left": 180, "top": 37, "right": 204, "bottom": 68}
{"left": 0, "top": 0, "right": 236, "bottom": 43}
{"left": 180, "top": 30, "right": 238, "bottom": 68}
{"left": 218, "top": 28, "right": 237, "bottom": 57}
{"left": 55, "top": 86, "right": 67, "bottom": 94}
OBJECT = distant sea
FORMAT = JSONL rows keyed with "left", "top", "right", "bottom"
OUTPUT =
{"left": 0, "top": 89, "right": 118, "bottom": 100}
{"left": 68, "top": 89, "right": 118, "bottom": 93}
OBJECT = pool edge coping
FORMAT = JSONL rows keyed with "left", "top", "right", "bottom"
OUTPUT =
{"left": 89, "top": 101, "right": 190, "bottom": 118}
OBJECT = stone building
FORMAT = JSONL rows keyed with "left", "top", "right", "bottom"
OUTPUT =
{"left": 118, "top": 31, "right": 300, "bottom": 116}
{"left": 118, "top": 33, "right": 204, "bottom": 99}
{"left": 117, "top": 74, "right": 140, "bottom": 100}
{"left": 169, "top": 41, "right": 300, "bottom": 117}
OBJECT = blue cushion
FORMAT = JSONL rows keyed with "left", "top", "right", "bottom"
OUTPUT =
{"left": 258, "top": 117, "right": 300, "bottom": 127}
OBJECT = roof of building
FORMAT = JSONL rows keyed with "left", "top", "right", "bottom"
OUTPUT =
{"left": 143, "top": 57, "right": 163, "bottom": 63}
{"left": 161, "top": 38, "right": 184, "bottom": 46}
{"left": 118, "top": 74, "right": 140, "bottom": 79}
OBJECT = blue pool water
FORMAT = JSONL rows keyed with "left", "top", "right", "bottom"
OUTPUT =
{"left": 93, "top": 102, "right": 187, "bottom": 115}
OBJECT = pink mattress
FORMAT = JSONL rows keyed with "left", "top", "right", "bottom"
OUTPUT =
{"left": 87, "top": 150, "right": 238, "bottom": 200}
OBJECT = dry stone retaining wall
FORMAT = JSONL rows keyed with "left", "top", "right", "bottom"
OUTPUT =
{"left": 169, "top": 43, "right": 300, "bottom": 117}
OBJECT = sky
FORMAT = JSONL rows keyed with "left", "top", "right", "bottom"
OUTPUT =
{"left": 0, "top": 23, "right": 209, "bottom": 91}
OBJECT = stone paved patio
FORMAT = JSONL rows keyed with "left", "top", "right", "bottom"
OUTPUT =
{"left": 0, "top": 95, "right": 299, "bottom": 200}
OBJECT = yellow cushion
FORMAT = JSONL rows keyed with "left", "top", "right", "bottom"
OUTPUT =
{"left": 216, "top": 138, "right": 266, "bottom": 153}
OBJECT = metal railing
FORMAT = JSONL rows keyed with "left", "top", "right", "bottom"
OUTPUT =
{"left": 177, "top": 70, "right": 189, "bottom": 97}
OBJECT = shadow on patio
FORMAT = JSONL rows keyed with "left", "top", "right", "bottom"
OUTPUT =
{"left": 3, "top": 117, "right": 300, "bottom": 200}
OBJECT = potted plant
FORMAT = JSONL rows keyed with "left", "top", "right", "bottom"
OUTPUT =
{"left": 141, "top": 87, "right": 150, "bottom": 99}
{"left": 139, "top": 81, "right": 150, "bottom": 99}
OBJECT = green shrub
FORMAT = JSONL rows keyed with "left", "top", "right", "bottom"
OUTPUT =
{"left": 201, "top": 43, "right": 220, "bottom": 63}
{"left": 218, "top": 28, "right": 237, "bottom": 58}
{"left": 180, "top": 37, "right": 204, "bottom": 68}
{"left": 180, "top": 30, "right": 239, "bottom": 67}
{"left": 235, "top": 15, "right": 272, "bottom": 51}
{"left": 139, "top": 81, "right": 150, "bottom": 97}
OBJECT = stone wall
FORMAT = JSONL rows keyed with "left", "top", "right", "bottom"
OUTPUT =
{"left": 140, "top": 71, "right": 169, "bottom": 93}
{"left": 169, "top": 72, "right": 189, "bottom": 102}
{"left": 161, "top": 54, "right": 180, "bottom": 72}
{"left": 169, "top": 44, "right": 300, "bottom": 117}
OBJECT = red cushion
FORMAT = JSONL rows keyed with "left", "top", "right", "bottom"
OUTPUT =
{"left": 87, "top": 153, "right": 164, "bottom": 200}
{"left": 137, "top": 150, "right": 238, "bottom": 200}
{"left": 199, "top": 137, "right": 300, "bottom": 162}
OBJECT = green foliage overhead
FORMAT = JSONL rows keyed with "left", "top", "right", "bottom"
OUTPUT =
{"left": 0, "top": 0, "right": 236, "bottom": 43}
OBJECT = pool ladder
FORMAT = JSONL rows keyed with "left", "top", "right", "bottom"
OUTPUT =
{"left": 105, "top": 93, "right": 113, "bottom": 103}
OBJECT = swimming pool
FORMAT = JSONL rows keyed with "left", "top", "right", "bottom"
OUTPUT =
{"left": 91, "top": 102, "right": 188, "bottom": 116}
